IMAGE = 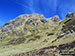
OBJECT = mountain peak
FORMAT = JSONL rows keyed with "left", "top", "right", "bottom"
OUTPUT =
{"left": 0, "top": 13, "right": 49, "bottom": 33}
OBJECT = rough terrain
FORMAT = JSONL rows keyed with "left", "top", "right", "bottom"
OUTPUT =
{"left": 0, "top": 13, "right": 75, "bottom": 56}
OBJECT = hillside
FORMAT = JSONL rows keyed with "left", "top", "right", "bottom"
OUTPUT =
{"left": 0, "top": 13, "right": 75, "bottom": 56}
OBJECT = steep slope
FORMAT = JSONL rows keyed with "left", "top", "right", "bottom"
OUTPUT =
{"left": 0, "top": 13, "right": 75, "bottom": 56}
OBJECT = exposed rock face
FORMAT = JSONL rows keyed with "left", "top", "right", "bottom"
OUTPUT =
{"left": 61, "top": 13, "right": 75, "bottom": 33}
{"left": 66, "top": 13, "right": 75, "bottom": 19}
{"left": 51, "top": 15, "right": 60, "bottom": 22}
{"left": 0, "top": 13, "right": 48, "bottom": 32}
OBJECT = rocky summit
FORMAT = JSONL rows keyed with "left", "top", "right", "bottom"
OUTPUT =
{"left": 0, "top": 13, "right": 75, "bottom": 56}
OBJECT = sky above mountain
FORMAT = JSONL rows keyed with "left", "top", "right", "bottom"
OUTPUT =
{"left": 0, "top": 0, "right": 75, "bottom": 27}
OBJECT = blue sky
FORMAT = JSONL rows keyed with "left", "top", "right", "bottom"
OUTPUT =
{"left": 0, "top": 0, "right": 75, "bottom": 27}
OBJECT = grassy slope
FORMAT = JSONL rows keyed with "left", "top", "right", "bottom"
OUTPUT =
{"left": 0, "top": 21, "right": 58, "bottom": 56}
{"left": 0, "top": 14, "right": 75, "bottom": 56}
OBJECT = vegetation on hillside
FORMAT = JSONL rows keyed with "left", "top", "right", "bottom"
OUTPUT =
{"left": 0, "top": 13, "right": 75, "bottom": 56}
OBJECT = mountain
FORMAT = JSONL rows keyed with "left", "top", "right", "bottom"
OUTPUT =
{"left": 1, "top": 0, "right": 75, "bottom": 27}
{"left": 0, "top": 13, "right": 75, "bottom": 56}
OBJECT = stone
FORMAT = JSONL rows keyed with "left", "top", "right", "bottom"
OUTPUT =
{"left": 3, "top": 23, "right": 10, "bottom": 26}
{"left": 65, "top": 30, "right": 71, "bottom": 34}
{"left": 47, "top": 33, "right": 54, "bottom": 36}
{"left": 34, "top": 36, "right": 40, "bottom": 39}
{"left": 58, "top": 33, "right": 65, "bottom": 38}
{"left": 16, "top": 23, "right": 21, "bottom": 26}
{"left": 0, "top": 37, "right": 2, "bottom": 39}
{"left": 28, "top": 38, "right": 36, "bottom": 42}
{"left": 1, "top": 28, "right": 8, "bottom": 32}
{"left": 9, "top": 25, "right": 14, "bottom": 30}
{"left": 43, "top": 39, "right": 48, "bottom": 42}
{"left": 70, "top": 30, "right": 74, "bottom": 33}
{"left": 51, "top": 15, "right": 59, "bottom": 22}
{"left": 25, "top": 19, "right": 33, "bottom": 25}
{"left": 16, "top": 37, "right": 26, "bottom": 44}
{"left": 24, "top": 28, "right": 27, "bottom": 31}
{"left": 64, "top": 19, "right": 72, "bottom": 24}
{"left": 40, "top": 19, "right": 47, "bottom": 23}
